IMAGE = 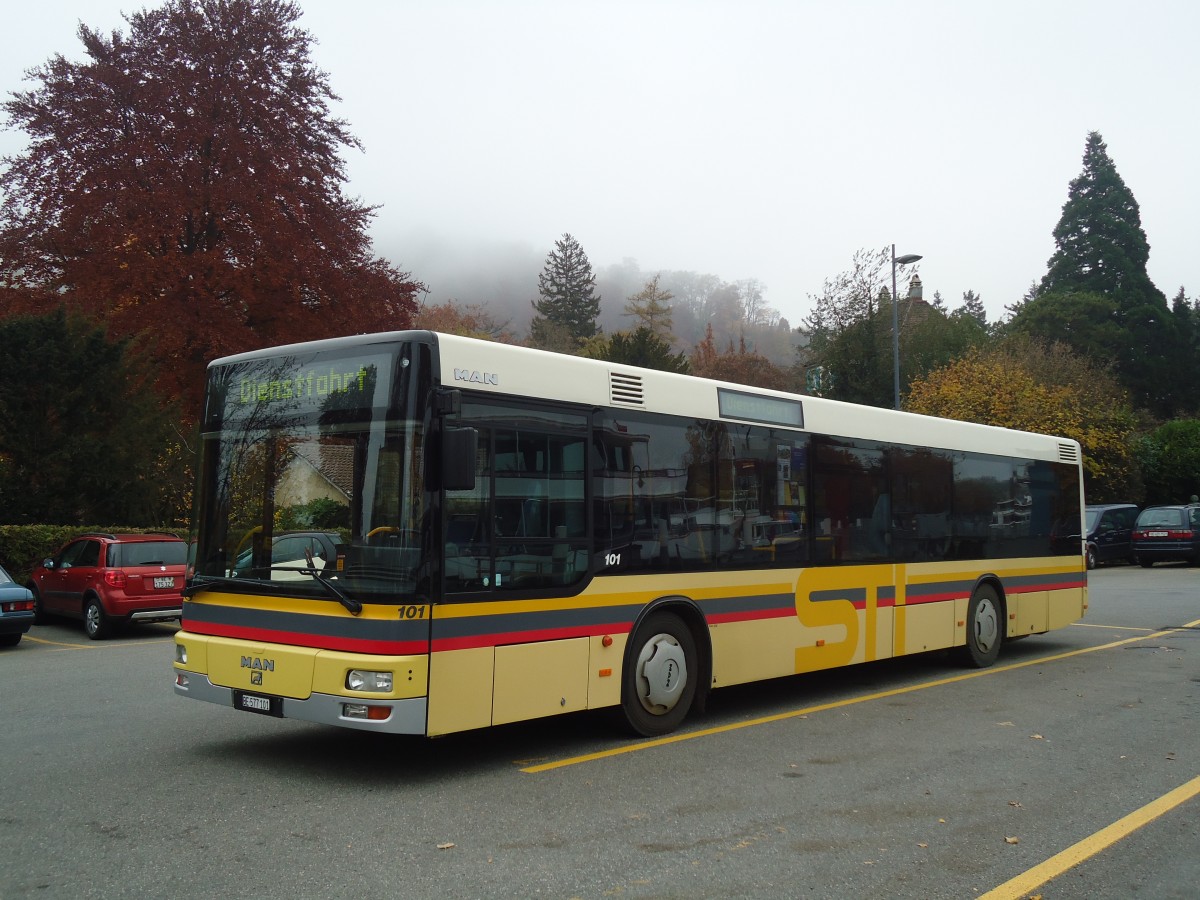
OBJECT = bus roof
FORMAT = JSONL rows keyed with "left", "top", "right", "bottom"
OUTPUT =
{"left": 433, "top": 333, "right": 1079, "bottom": 465}
{"left": 209, "top": 330, "right": 1080, "bottom": 465}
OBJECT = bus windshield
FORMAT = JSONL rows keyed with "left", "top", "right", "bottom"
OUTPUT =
{"left": 190, "top": 340, "right": 433, "bottom": 602}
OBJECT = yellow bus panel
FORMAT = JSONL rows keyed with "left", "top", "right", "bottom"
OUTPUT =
{"left": 1012, "top": 590, "right": 1049, "bottom": 637}
{"left": 205, "top": 635, "right": 318, "bottom": 699}
{"left": 587, "top": 633, "right": 625, "bottom": 710}
{"left": 427, "top": 647, "right": 494, "bottom": 736}
{"left": 493, "top": 637, "right": 589, "bottom": 725}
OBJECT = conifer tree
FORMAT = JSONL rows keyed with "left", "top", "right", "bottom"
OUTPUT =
{"left": 604, "top": 326, "right": 689, "bottom": 373}
{"left": 1039, "top": 131, "right": 1177, "bottom": 415}
{"left": 958, "top": 290, "right": 986, "bottom": 326}
{"left": 530, "top": 233, "right": 601, "bottom": 348}
{"left": 1041, "top": 132, "right": 1159, "bottom": 305}
{"left": 0, "top": 308, "right": 180, "bottom": 524}
{"left": 622, "top": 274, "right": 674, "bottom": 341}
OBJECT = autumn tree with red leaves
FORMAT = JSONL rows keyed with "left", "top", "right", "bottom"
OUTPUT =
{"left": 690, "top": 324, "right": 792, "bottom": 392}
{"left": 0, "top": 0, "right": 421, "bottom": 416}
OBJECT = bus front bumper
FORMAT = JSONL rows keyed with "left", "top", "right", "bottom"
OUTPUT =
{"left": 173, "top": 670, "right": 428, "bottom": 734}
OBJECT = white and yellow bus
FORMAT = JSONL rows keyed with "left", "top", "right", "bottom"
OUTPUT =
{"left": 174, "top": 330, "right": 1086, "bottom": 736}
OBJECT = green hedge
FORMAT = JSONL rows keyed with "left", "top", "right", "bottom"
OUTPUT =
{"left": 0, "top": 525, "right": 185, "bottom": 585}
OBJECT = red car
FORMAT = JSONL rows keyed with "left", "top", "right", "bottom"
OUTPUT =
{"left": 28, "top": 532, "right": 186, "bottom": 639}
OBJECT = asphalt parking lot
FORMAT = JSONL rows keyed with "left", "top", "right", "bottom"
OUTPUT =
{"left": 2, "top": 564, "right": 1197, "bottom": 899}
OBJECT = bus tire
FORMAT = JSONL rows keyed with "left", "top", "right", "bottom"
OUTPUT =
{"left": 622, "top": 611, "right": 697, "bottom": 737}
{"left": 959, "top": 584, "right": 1002, "bottom": 668}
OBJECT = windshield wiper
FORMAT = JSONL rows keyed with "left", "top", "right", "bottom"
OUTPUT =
{"left": 183, "top": 575, "right": 255, "bottom": 597}
{"left": 302, "top": 549, "right": 362, "bottom": 615}
{"left": 185, "top": 569, "right": 362, "bottom": 616}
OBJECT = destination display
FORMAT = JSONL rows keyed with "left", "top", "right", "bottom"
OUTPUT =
{"left": 209, "top": 349, "right": 396, "bottom": 428}
{"left": 717, "top": 387, "right": 804, "bottom": 428}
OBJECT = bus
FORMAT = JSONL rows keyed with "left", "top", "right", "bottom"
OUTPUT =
{"left": 174, "top": 330, "right": 1087, "bottom": 737}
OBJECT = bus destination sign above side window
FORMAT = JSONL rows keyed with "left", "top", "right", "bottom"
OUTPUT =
{"left": 716, "top": 388, "right": 804, "bottom": 429}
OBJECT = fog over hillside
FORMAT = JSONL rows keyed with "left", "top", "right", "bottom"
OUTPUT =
{"left": 380, "top": 231, "right": 800, "bottom": 364}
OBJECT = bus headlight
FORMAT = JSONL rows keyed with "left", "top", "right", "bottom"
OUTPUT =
{"left": 175, "top": 644, "right": 187, "bottom": 664}
{"left": 347, "top": 669, "right": 393, "bottom": 692}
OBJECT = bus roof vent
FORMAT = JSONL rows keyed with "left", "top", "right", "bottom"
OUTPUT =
{"left": 1058, "top": 442, "right": 1080, "bottom": 463}
{"left": 610, "top": 372, "right": 644, "bottom": 406}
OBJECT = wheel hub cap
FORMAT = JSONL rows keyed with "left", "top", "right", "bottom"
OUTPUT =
{"left": 974, "top": 599, "right": 999, "bottom": 652}
{"left": 636, "top": 634, "right": 687, "bottom": 713}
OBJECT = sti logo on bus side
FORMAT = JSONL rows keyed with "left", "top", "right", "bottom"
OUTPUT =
{"left": 454, "top": 368, "right": 499, "bottom": 386}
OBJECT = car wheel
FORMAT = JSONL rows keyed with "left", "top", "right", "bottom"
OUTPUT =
{"left": 83, "top": 596, "right": 112, "bottom": 640}
{"left": 621, "top": 611, "right": 698, "bottom": 737}
{"left": 0, "top": 633, "right": 20, "bottom": 647}
{"left": 958, "top": 584, "right": 1003, "bottom": 668}
{"left": 1138, "top": 556, "right": 1154, "bottom": 569}
{"left": 1085, "top": 544, "right": 1097, "bottom": 569}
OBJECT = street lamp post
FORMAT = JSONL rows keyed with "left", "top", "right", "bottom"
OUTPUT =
{"left": 891, "top": 244, "right": 923, "bottom": 410}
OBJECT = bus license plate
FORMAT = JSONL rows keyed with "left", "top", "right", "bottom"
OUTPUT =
{"left": 154, "top": 576, "right": 176, "bottom": 589}
{"left": 233, "top": 690, "right": 283, "bottom": 717}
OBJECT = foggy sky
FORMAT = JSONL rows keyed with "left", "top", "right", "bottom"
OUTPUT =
{"left": 3, "top": 1, "right": 1197, "bottom": 332}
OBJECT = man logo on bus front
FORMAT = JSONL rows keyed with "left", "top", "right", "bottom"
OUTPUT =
{"left": 453, "top": 368, "right": 498, "bottom": 386}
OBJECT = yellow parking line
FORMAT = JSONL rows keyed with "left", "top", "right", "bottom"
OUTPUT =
{"left": 1073, "top": 622, "right": 1157, "bottom": 632}
{"left": 22, "top": 634, "right": 92, "bottom": 650}
{"left": 980, "top": 774, "right": 1200, "bottom": 900}
{"left": 22, "top": 634, "right": 174, "bottom": 650}
{"left": 521, "top": 619, "right": 1200, "bottom": 774}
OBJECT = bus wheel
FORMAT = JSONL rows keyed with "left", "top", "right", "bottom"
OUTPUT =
{"left": 622, "top": 612, "right": 697, "bottom": 737}
{"left": 959, "top": 584, "right": 1002, "bottom": 668}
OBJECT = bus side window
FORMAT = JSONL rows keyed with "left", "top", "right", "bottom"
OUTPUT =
{"left": 444, "top": 424, "right": 492, "bottom": 593}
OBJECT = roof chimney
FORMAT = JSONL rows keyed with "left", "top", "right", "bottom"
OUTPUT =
{"left": 906, "top": 274, "right": 923, "bottom": 301}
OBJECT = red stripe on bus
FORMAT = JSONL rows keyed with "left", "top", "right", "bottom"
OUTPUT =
{"left": 706, "top": 606, "right": 796, "bottom": 625}
{"left": 186, "top": 620, "right": 426, "bottom": 655}
{"left": 1007, "top": 579, "right": 1087, "bottom": 593}
{"left": 905, "top": 591, "right": 966, "bottom": 605}
{"left": 849, "top": 597, "right": 899, "bottom": 609}
{"left": 432, "top": 621, "right": 633, "bottom": 652}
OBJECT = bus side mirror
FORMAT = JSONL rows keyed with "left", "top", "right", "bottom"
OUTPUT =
{"left": 443, "top": 427, "right": 477, "bottom": 491}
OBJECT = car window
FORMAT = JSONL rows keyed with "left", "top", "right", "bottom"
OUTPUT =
{"left": 75, "top": 540, "right": 102, "bottom": 568}
{"left": 271, "top": 537, "right": 310, "bottom": 565}
{"left": 1138, "top": 509, "right": 1183, "bottom": 528}
{"left": 57, "top": 541, "right": 86, "bottom": 568}
{"left": 109, "top": 540, "right": 187, "bottom": 567}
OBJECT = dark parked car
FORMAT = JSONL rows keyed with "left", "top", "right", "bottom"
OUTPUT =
{"left": 28, "top": 532, "right": 186, "bottom": 639}
{"left": 229, "top": 531, "right": 345, "bottom": 579}
{"left": 0, "top": 563, "right": 36, "bottom": 647}
{"left": 1084, "top": 503, "right": 1138, "bottom": 569}
{"left": 1132, "top": 505, "right": 1200, "bottom": 568}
